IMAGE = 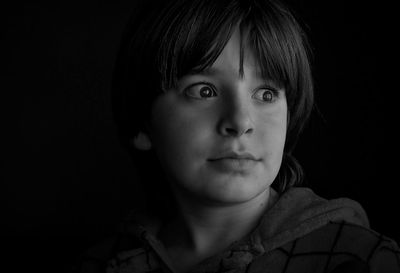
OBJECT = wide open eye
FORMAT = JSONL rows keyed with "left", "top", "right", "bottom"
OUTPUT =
{"left": 184, "top": 83, "right": 217, "bottom": 99}
{"left": 252, "top": 88, "right": 278, "bottom": 103}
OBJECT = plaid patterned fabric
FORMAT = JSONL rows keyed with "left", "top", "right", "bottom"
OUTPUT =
{"left": 75, "top": 188, "right": 400, "bottom": 273}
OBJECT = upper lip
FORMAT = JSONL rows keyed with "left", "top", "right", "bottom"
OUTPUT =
{"left": 209, "top": 151, "right": 260, "bottom": 161}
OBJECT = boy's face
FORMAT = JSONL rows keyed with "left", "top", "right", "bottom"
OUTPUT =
{"left": 148, "top": 29, "right": 287, "bottom": 205}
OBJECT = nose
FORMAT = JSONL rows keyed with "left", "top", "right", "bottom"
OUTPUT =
{"left": 218, "top": 94, "right": 254, "bottom": 137}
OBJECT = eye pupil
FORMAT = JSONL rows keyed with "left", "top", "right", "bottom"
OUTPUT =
{"left": 200, "top": 87, "right": 213, "bottom": 97}
{"left": 262, "top": 91, "right": 273, "bottom": 101}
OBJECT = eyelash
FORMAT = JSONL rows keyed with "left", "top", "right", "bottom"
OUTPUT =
{"left": 183, "top": 82, "right": 279, "bottom": 103}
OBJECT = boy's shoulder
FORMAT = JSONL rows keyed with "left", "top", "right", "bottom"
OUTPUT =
{"left": 250, "top": 220, "right": 400, "bottom": 273}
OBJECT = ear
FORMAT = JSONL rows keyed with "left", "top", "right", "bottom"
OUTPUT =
{"left": 131, "top": 132, "right": 152, "bottom": 151}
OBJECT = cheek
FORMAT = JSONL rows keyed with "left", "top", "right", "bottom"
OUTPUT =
{"left": 150, "top": 98, "right": 215, "bottom": 164}
{"left": 254, "top": 102, "right": 287, "bottom": 178}
{"left": 257, "top": 101, "right": 287, "bottom": 147}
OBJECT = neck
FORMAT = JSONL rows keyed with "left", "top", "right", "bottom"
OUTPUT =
{"left": 160, "top": 187, "right": 273, "bottom": 270}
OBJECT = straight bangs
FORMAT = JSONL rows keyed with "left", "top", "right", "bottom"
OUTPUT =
{"left": 156, "top": 0, "right": 311, "bottom": 89}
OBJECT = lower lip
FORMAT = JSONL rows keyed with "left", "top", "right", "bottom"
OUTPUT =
{"left": 208, "top": 158, "right": 258, "bottom": 172}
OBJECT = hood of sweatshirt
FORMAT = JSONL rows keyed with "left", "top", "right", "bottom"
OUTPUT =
{"left": 107, "top": 187, "right": 370, "bottom": 273}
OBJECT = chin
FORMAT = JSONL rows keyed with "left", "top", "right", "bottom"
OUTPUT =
{"left": 201, "top": 180, "right": 271, "bottom": 205}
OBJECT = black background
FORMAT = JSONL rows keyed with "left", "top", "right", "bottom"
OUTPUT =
{"left": 3, "top": 1, "right": 398, "bottom": 272}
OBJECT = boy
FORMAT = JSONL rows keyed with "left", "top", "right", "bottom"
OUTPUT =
{"left": 77, "top": 0, "right": 400, "bottom": 272}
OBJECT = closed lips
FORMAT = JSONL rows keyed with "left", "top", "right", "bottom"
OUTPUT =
{"left": 208, "top": 152, "right": 260, "bottom": 161}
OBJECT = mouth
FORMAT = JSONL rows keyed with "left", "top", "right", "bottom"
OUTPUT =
{"left": 208, "top": 152, "right": 261, "bottom": 162}
{"left": 208, "top": 152, "right": 261, "bottom": 172}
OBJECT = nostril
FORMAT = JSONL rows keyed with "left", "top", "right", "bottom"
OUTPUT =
{"left": 246, "top": 128, "right": 254, "bottom": 134}
{"left": 225, "top": 128, "right": 238, "bottom": 136}
{"left": 224, "top": 127, "right": 253, "bottom": 136}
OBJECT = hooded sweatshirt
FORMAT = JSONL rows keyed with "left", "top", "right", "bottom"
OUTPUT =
{"left": 76, "top": 187, "right": 400, "bottom": 273}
